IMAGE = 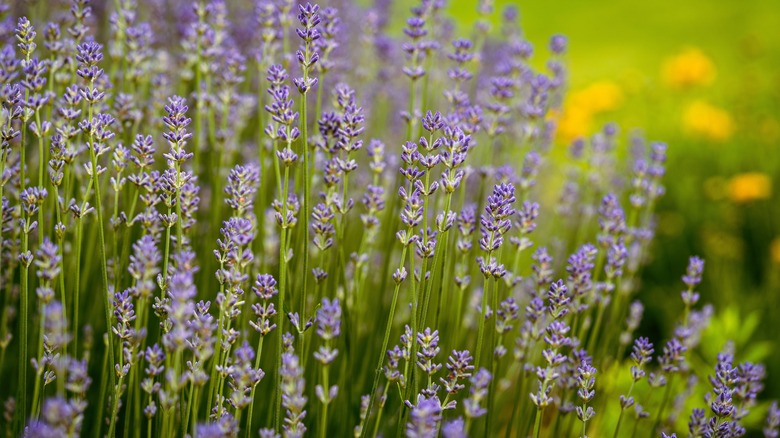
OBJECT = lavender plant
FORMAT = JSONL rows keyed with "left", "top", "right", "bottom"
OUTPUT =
{"left": 0, "top": 1, "right": 775, "bottom": 437}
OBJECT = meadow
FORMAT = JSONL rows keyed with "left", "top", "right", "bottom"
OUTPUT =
{"left": 0, "top": 0, "right": 779, "bottom": 437}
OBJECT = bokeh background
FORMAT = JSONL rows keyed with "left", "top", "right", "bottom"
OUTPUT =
{"left": 2, "top": 0, "right": 778, "bottom": 434}
{"left": 390, "top": 0, "right": 780, "bottom": 398}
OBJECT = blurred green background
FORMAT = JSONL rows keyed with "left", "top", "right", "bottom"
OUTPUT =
{"left": 390, "top": 0, "right": 780, "bottom": 398}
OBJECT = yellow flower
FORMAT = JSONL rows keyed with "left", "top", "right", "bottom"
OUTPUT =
{"left": 727, "top": 172, "right": 772, "bottom": 203}
{"left": 556, "top": 81, "right": 623, "bottom": 143}
{"left": 662, "top": 47, "right": 716, "bottom": 88}
{"left": 569, "top": 81, "right": 624, "bottom": 113}
{"left": 682, "top": 100, "right": 734, "bottom": 142}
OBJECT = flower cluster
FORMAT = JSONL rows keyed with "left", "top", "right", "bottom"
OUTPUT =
{"left": 0, "top": 2, "right": 774, "bottom": 438}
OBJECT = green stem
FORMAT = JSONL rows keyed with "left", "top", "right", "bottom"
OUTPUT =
{"left": 35, "top": 109, "right": 45, "bottom": 246}
{"left": 361, "top": 242, "right": 410, "bottom": 438}
{"left": 614, "top": 408, "right": 626, "bottom": 438}
{"left": 320, "top": 361, "right": 330, "bottom": 438}
{"left": 274, "top": 163, "right": 291, "bottom": 431}
{"left": 15, "top": 229, "right": 29, "bottom": 434}
{"left": 73, "top": 215, "right": 84, "bottom": 357}
{"left": 87, "top": 82, "right": 117, "bottom": 400}
{"left": 300, "top": 91, "right": 310, "bottom": 338}
{"left": 31, "top": 301, "right": 47, "bottom": 419}
{"left": 474, "top": 253, "right": 493, "bottom": 369}
{"left": 246, "top": 336, "right": 265, "bottom": 434}
{"left": 533, "top": 407, "right": 544, "bottom": 438}
{"left": 94, "top": 339, "right": 109, "bottom": 438}
{"left": 652, "top": 375, "right": 674, "bottom": 436}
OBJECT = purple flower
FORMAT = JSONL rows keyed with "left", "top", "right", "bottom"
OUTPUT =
{"left": 250, "top": 275, "right": 278, "bottom": 336}
{"left": 162, "top": 251, "right": 198, "bottom": 353}
{"left": 294, "top": 3, "right": 321, "bottom": 94}
{"left": 441, "top": 417, "right": 466, "bottom": 438}
{"left": 227, "top": 342, "right": 265, "bottom": 410}
{"left": 224, "top": 164, "right": 260, "bottom": 218}
{"left": 764, "top": 401, "right": 780, "bottom": 438}
{"left": 547, "top": 280, "right": 570, "bottom": 319}
{"left": 440, "top": 350, "right": 473, "bottom": 395}
{"left": 16, "top": 17, "right": 37, "bottom": 59}
{"left": 280, "top": 352, "right": 307, "bottom": 438}
{"left": 659, "top": 338, "right": 687, "bottom": 374}
{"left": 34, "top": 238, "right": 60, "bottom": 283}
{"left": 463, "top": 368, "right": 491, "bottom": 419}
{"left": 597, "top": 193, "right": 626, "bottom": 247}
{"left": 566, "top": 244, "right": 596, "bottom": 304}
{"left": 416, "top": 328, "right": 441, "bottom": 377}
{"left": 495, "top": 297, "right": 520, "bottom": 335}
{"left": 128, "top": 235, "right": 161, "bottom": 299}
{"left": 75, "top": 42, "right": 105, "bottom": 101}
{"left": 406, "top": 395, "right": 443, "bottom": 438}
{"left": 315, "top": 298, "right": 341, "bottom": 341}
{"left": 312, "top": 203, "right": 335, "bottom": 250}
{"left": 681, "top": 256, "right": 704, "bottom": 306}
{"left": 161, "top": 96, "right": 193, "bottom": 164}
{"left": 575, "top": 361, "right": 597, "bottom": 424}
{"left": 531, "top": 246, "right": 553, "bottom": 289}
{"left": 479, "top": 182, "right": 516, "bottom": 252}
{"left": 630, "top": 337, "right": 654, "bottom": 381}
{"left": 688, "top": 408, "right": 707, "bottom": 436}
{"left": 196, "top": 413, "right": 238, "bottom": 438}
{"left": 550, "top": 34, "right": 568, "bottom": 54}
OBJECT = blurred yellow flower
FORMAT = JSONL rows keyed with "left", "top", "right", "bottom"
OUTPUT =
{"left": 662, "top": 47, "right": 716, "bottom": 88}
{"left": 556, "top": 81, "right": 623, "bottom": 143}
{"left": 682, "top": 100, "right": 734, "bottom": 142}
{"left": 771, "top": 238, "right": 780, "bottom": 265}
{"left": 727, "top": 172, "right": 772, "bottom": 203}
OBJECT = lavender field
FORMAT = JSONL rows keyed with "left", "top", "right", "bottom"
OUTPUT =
{"left": 0, "top": 0, "right": 778, "bottom": 437}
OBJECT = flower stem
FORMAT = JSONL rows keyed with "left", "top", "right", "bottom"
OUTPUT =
{"left": 14, "top": 228, "right": 29, "bottom": 434}
{"left": 362, "top": 241, "right": 410, "bottom": 438}
{"left": 533, "top": 407, "right": 544, "bottom": 438}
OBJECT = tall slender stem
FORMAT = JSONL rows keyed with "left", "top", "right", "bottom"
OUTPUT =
{"left": 361, "top": 241, "right": 410, "bottom": 438}
{"left": 87, "top": 78, "right": 117, "bottom": 416}
{"left": 15, "top": 229, "right": 29, "bottom": 434}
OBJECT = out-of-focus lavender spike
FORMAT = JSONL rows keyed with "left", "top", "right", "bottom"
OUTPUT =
{"left": 546, "top": 280, "right": 570, "bottom": 319}
{"left": 659, "top": 338, "right": 687, "bottom": 374}
{"left": 682, "top": 256, "right": 704, "bottom": 290}
{"left": 441, "top": 416, "right": 466, "bottom": 438}
{"left": 224, "top": 164, "right": 260, "bottom": 218}
{"left": 531, "top": 246, "right": 553, "bottom": 291}
{"left": 161, "top": 250, "right": 198, "bottom": 354}
{"left": 227, "top": 341, "right": 264, "bottom": 410}
{"left": 764, "top": 401, "right": 780, "bottom": 438}
{"left": 196, "top": 412, "right": 239, "bottom": 438}
{"left": 463, "top": 368, "right": 491, "bottom": 419}
{"left": 315, "top": 297, "right": 341, "bottom": 341}
{"left": 280, "top": 351, "right": 307, "bottom": 437}
{"left": 406, "top": 395, "right": 443, "bottom": 438}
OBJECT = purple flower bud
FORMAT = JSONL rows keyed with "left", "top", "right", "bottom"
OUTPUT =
{"left": 463, "top": 368, "right": 491, "bottom": 419}
{"left": 280, "top": 352, "right": 307, "bottom": 437}
{"left": 764, "top": 401, "right": 780, "bottom": 438}
{"left": 682, "top": 256, "right": 705, "bottom": 290}
{"left": 406, "top": 395, "right": 443, "bottom": 438}
{"left": 316, "top": 298, "right": 341, "bottom": 341}
{"left": 34, "top": 238, "right": 61, "bottom": 282}
{"left": 550, "top": 34, "right": 567, "bottom": 54}
{"left": 442, "top": 416, "right": 466, "bottom": 438}
{"left": 75, "top": 41, "right": 104, "bottom": 83}
{"left": 659, "top": 338, "right": 687, "bottom": 373}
